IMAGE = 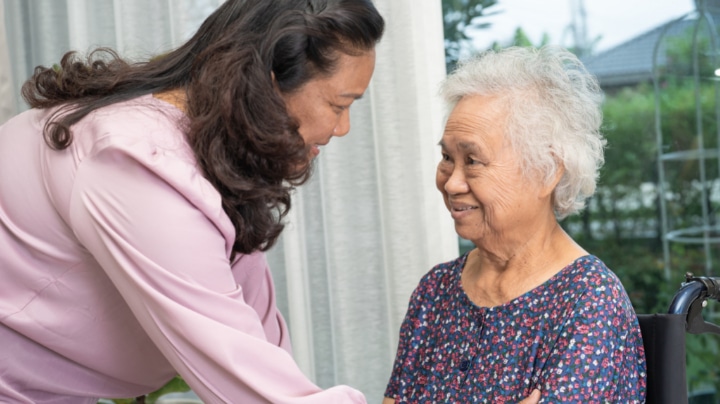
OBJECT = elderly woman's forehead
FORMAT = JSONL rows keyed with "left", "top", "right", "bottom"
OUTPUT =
{"left": 450, "top": 94, "right": 505, "bottom": 114}
{"left": 446, "top": 96, "right": 507, "bottom": 127}
{"left": 438, "top": 138, "right": 484, "bottom": 151}
{"left": 440, "top": 112, "right": 508, "bottom": 150}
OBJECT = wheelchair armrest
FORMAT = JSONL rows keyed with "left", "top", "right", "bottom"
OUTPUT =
{"left": 668, "top": 273, "right": 720, "bottom": 336}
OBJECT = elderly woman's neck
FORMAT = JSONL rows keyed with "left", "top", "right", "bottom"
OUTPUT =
{"left": 462, "top": 223, "right": 586, "bottom": 308}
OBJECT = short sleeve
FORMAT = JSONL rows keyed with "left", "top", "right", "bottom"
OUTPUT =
{"left": 536, "top": 273, "right": 646, "bottom": 403}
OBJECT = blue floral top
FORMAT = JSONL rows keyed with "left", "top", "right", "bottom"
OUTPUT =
{"left": 385, "top": 253, "right": 646, "bottom": 403}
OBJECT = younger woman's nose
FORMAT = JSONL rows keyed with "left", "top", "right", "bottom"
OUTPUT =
{"left": 333, "top": 110, "right": 351, "bottom": 137}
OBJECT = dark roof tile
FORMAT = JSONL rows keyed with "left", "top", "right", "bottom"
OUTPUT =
{"left": 581, "top": 12, "right": 717, "bottom": 87}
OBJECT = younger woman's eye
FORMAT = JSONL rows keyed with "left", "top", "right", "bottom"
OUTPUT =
{"left": 332, "top": 103, "right": 349, "bottom": 113}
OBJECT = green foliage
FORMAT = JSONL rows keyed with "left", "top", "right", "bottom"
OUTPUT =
{"left": 104, "top": 376, "right": 190, "bottom": 404}
{"left": 601, "top": 84, "right": 657, "bottom": 187}
{"left": 442, "top": 0, "right": 499, "bottom": 72}
{"left": 687, "top": 332, "right": 720, "bottom": 396}
{"left": 486, "top": 26, "right": 600, "bottom": 56}
{"left": 145, "top": 376, "right": 191, "bottom": 403}
{"left": 488, "top": 27, "right": 550, "bottom": 51}
{"left": 663, "top": 24, "right": 716, "bottom": 80}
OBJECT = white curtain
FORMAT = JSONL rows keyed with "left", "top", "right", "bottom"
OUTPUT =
{"left": 1, "top": 0, "right": 458, "bottom": 400}
{"left": 0, "top": 1, "right": 15, "bottom": 124}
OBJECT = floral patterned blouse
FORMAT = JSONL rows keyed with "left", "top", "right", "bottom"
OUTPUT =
{"left": 385, "top": 253, "right": 646, "bottom": 403}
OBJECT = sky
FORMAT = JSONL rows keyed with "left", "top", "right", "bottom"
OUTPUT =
{"left": 470, "top": 0, "right": 697, "bottom": 53}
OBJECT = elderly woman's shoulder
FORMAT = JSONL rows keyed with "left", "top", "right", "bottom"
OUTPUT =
{"left": 410, "top": 253, "right": 468, "bottom": 297}
{"left": 566, "top": 255, "right": 626, "bottom": 298}
{"left": 565, "top": 255, "right": 619, "bottom": 281}
{"left": 426, "top": 253, "right": 468, "bottom": 278}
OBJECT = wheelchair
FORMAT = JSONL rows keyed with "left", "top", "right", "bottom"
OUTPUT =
{"left": 638, "top": 273, "right": 720, "bottom": 404}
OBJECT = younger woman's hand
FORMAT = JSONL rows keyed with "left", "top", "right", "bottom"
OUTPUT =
{"left": 518, "top": 389, "right": 541, "bottom": 404}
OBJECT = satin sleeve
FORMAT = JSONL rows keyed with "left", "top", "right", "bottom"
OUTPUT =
{"left": 67, "top": 138, "right": 365, "bottom": 404}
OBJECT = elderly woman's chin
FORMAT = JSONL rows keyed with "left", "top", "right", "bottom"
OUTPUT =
{"left": 452, "top": 222, "right": 482, "bottom": 245}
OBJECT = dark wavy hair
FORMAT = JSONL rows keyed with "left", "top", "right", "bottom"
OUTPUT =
{"left": 21, "top": 0, "right": 384, "bottom": 258}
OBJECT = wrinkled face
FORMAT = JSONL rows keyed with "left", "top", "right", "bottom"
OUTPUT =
{"left": 436, "top": 95, "right": 551, "bottom": 247}
{"left": 282, "top": 49, "right": 376, "bottom": 159}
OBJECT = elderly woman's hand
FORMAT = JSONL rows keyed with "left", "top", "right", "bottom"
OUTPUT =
{"left": 518, "top": 389, "right": 541, "bottom": 404}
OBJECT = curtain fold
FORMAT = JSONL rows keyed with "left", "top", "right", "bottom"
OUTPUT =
{"left": 2, "top": 0, "right": 458, "bottom": 400}
{"left": 0, "top": 0, "right": 16, "bottom": 124}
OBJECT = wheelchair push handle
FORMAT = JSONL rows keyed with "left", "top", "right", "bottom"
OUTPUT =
{"left": 668, "top": 273, "right": 720, "bottom": 335}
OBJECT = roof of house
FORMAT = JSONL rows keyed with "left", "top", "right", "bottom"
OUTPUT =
{"left": 581, "top": 8, "right": 720, "bottom": 88}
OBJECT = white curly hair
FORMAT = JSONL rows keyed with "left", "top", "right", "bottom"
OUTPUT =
{"left": 440, "top": 45, "right": 606, "bottom": 219}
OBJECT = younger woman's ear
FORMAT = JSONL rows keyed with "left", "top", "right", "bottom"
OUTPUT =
{"left": 271, "top": 71, "right": 281, "bottom": 92}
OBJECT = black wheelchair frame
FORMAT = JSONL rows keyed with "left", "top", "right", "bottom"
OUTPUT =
{"left": 638, "top": 273, "right": 720, "bottom": 404}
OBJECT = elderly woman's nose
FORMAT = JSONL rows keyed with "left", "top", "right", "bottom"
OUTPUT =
{"left": 444, "top": 168, "right": 469, "bottom": 194}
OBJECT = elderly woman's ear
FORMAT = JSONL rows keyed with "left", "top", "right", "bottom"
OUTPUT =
{"left": 539, "top": 158, "right": 565, "bottom": 199}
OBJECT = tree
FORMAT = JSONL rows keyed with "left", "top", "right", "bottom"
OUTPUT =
{"left": 442, "top": 0, "right": 499, "bottom": 72}
{"left": 490, "top": 27, "right": 551, "bottom": 50}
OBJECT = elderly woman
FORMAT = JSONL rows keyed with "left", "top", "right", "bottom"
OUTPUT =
{"left": 383, "top": 46, "right": 646, "bottom": 403}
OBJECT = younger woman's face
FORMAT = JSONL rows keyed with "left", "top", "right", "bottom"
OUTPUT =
{"left": 282, "top": 49, "right": 376, "bottom": 159}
